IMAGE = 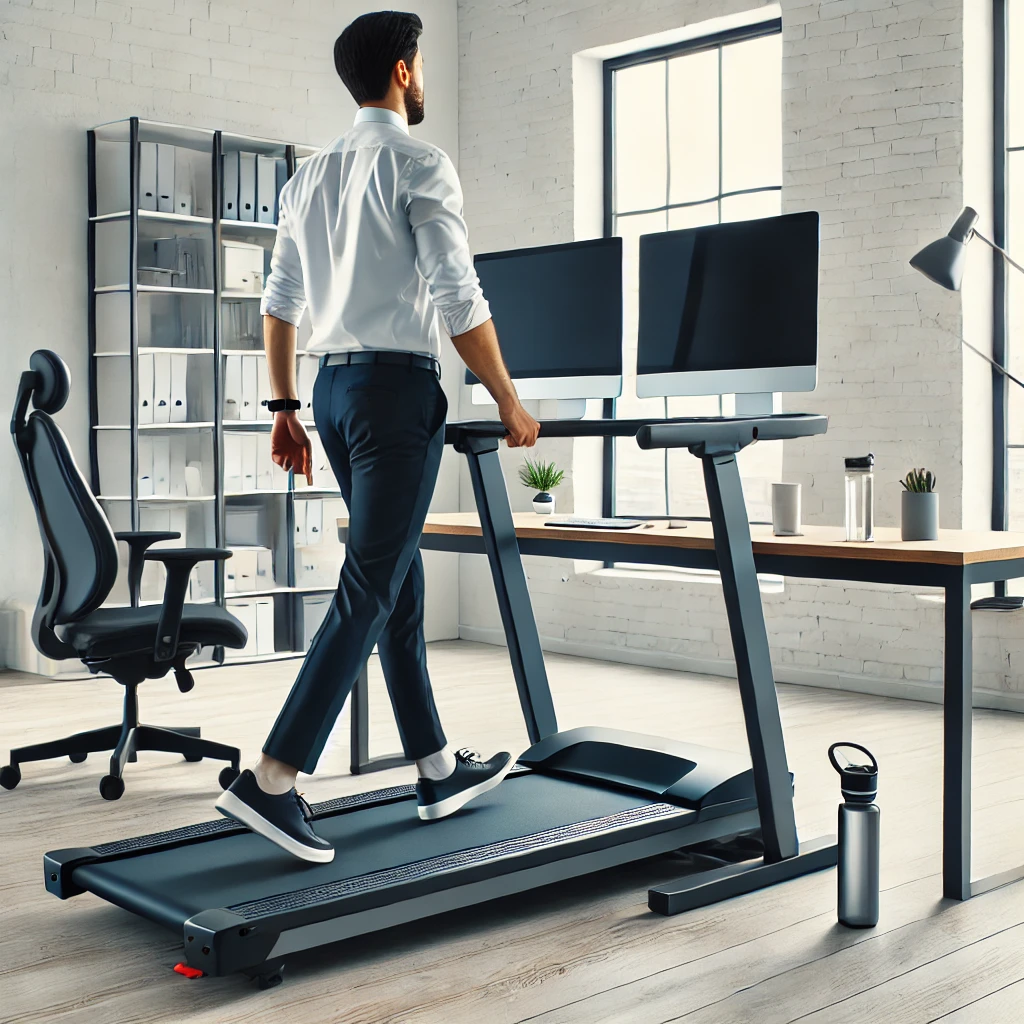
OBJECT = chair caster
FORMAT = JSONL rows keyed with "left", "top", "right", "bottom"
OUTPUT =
{"left": 69, "top": 753, "right": 88, "bottom": 764}
{"left": 184, "top": 754, "right": 203, "bottom": 763}
{"left": 219, "top": 766, "right": 240, "bottom": 789}
{"left": 0, "top": 764, "right": 21, "bottom": 790}
{"left": 99, "top": 774, "right": 125, "bottom": 801}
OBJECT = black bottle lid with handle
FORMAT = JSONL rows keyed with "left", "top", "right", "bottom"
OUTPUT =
{"left": 844, "top": 453, "right": 875, "bottom": 472}
{"left": 829, "top": 742, "right": 878, "bottom": 803}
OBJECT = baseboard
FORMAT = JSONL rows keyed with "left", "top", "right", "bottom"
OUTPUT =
{"left": 458, "top": 625, "right": 1024, "bottom": 714}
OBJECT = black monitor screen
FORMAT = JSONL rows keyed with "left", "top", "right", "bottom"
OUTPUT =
{"left": 637, "top": 212, "right": 818, "bottom": 375}
{"left": 465, "top": 237, "right": 623, "bottom": 383}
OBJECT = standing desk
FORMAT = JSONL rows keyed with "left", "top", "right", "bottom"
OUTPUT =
{"left": 389, "top": 513, "right": 1024, "bottom": 904}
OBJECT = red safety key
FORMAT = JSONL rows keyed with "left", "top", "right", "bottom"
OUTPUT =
{"left": 173, "top": 963, "right": 204, "bottom": 979}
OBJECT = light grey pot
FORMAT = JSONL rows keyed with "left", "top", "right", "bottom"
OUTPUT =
{"left": 901, "top": 491, "right": 938, "bottom": 541}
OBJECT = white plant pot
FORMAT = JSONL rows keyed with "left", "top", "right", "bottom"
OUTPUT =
{"left": 532, "top": 492, "right": 555, "bottom": 515}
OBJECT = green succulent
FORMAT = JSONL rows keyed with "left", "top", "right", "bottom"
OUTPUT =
{"left": 518, "top": 457, "right": 564, "bottom": 493}
{"left": 901, "top": 467, "right": 936, "bottom": 493}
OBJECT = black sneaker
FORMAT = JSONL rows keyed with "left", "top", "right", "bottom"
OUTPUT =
{"left": 416, "top": 748, "right": 514, "bottom": 821}
{"left": 215, "top": 769, "right": 335, "bottom": 863}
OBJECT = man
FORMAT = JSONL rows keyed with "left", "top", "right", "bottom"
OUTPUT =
{"left": 215, "top": 11, "right": 540, "bottom": 863}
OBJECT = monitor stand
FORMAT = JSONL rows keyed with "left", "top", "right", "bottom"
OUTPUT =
{"left": 734, "top": 392, "right": 775, "bottom": 417}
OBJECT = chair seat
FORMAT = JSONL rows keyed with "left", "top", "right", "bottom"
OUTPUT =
{"left": 61, "top": 604, "right": 248, "bottom": 659}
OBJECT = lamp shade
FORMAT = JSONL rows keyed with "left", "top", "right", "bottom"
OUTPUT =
{"left": 908, "top": 207, "right": 979, "bottom": 291}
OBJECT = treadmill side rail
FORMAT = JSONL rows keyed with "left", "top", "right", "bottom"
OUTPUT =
{"left": 184, "top": 908, "right": 279, "bottom": 977}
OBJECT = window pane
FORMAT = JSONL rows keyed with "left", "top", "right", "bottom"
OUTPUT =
{"left": 668, "top": 200, "right": 720, "bottom": 231}
{"left": 721, "top": 34, "right": 782, "bottom": 193}
{"left": 614, "top": 62, "right": 667, "bottom": 213}
{"left": 667, "top": 49, "right": 719, "bottom": 205}
{"left": 1010, "top": 0, "right": 1024, "bottom": 147}
{"left": 721, "top": 188, "right": 782, "bottom": 223}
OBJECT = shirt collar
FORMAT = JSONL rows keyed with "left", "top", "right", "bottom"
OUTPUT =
{"left": 354, "top": 106, "right": 410, "bottom": 134}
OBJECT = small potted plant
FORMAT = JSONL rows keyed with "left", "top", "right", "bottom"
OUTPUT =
{"left": 518, "top": 457, "right": 564, "bottom": 515}
{"left": 900, "top": 467, "right": 938, "bottom": 541}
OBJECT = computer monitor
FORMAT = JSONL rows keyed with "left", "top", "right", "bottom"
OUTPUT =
{"left": 636, "top": 211, "right": 819, "bottom": 401}
{"left": 466, "top": 237, "right": 624, "bottom": 403}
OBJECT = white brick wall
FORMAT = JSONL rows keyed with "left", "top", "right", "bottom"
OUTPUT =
{"left": 454, "top": 0, "right": 1024, "bottom": 703}
{"left": 0, "top": 1, "right": 461, "bottom": 653}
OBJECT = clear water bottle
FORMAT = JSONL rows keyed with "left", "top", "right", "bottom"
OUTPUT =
{"left": 844, "top": 453, "right": 875, "bottom": 542}
{"left": 829, "top": 742, "right": 880, "bottom": 928}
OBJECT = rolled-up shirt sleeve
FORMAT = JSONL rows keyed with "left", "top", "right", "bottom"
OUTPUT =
{"left": 404, "top": 150, "right": 491, "bottom": 337}
{"left": 259, "top": 193, "right": 307, "bottom": 327}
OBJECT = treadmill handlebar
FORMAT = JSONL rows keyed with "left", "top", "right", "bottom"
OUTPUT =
{"left": 445, "top": 413, "right": 828, "bottom": 448}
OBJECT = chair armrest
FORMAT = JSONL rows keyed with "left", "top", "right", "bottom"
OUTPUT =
{"left": 144, "top": 548, "right": 233, "bottom": 662}
{"left": 114, "top": 531, "right": 182, "bottom": 608}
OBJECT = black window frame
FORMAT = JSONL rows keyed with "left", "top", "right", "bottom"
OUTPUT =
{"left": 600, "top": 17, "right": 784, "bottom": 519}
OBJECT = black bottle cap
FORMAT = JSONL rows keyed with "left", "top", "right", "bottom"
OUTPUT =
{"left": 845, "top": 453, "right": 875, "bottom": 471}
{"left": 828, "top": 742, "right": 878, "bottom": 802}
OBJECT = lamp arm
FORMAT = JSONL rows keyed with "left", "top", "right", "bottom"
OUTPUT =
{"left": 971, "top": 229, "right": 1024, "bottom": 279}
{"left": 962, "top": 338, "right": 1024, "bottom": 391}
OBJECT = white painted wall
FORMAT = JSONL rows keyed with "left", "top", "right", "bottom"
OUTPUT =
{"left": 0, "top": 0, "right": 461, "bottom": 667}
{"left": 453, "top": 0, "right": 1024, "bottom": 704}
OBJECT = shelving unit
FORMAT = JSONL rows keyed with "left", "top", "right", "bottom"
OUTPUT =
{"left": 87, "top": 116, "right": 342, "bottom": 666}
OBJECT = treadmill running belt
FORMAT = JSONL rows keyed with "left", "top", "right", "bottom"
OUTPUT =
{"left": 73, "top": 774, "right": 678, "bottom": 931}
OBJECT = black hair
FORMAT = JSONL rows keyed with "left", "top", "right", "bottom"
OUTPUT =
{"left": 334, "top": 11, "right": 423, "bottom": 105}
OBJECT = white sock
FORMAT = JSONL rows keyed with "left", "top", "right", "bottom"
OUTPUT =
{"left": 416, "top": 745, "right": 457, "bottom": 781}
{"left": 253, "top": 757, "right": 297, "bottom": 795}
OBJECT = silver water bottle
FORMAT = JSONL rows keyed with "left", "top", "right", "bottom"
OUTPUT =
{"left": 829, "top": 742, "right": 879, "bottom": 928}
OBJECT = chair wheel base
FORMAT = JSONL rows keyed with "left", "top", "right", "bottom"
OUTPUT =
{"left": 219, "top": 766, "right": 240, "bottom": 789}
{"left": 69, "top": 752, "right": 88, "bottom": 764}
{"left": 99, "top": 775, "right": 125, "bottom": 801}
{"left": 0, "top": 765, "right": 21, "bottom": 790}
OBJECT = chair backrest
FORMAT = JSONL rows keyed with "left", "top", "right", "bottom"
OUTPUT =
{"left": 12, "top": 352, "right": 119, "bottom": 658}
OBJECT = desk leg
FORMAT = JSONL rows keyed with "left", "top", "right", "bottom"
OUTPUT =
{"left": 943, "top": 574, "right": 972, "bottom": 900}
{"left": 349, "top": 662, "right": 410, "bottom": 776}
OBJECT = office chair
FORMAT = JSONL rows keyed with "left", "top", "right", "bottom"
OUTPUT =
{"left": 1, "top": 350, "right": 247, "bottom": 800}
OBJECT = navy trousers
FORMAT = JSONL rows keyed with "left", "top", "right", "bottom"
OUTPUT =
{"left": 263, "top": 361, "right": 449, "bottom": 775}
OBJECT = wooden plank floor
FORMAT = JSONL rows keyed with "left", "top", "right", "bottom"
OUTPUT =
{"left": 1, "top": 640, "right": 1023, "bottom": 1023}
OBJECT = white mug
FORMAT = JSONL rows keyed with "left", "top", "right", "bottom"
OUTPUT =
{"left": 772, "top": 482, "right": 802, "bottom": 536}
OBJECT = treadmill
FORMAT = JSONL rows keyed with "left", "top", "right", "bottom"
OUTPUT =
{"left": 44, "top": 414, "right": 837, "bottom": 988}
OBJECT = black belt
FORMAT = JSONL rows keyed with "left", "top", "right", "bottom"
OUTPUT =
{"left": 319, "top": 350, "right": 441, "bottom": 379}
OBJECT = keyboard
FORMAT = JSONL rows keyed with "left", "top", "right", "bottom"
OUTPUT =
{"left": 543, "top": 517, "right": 645, "bottom": 530}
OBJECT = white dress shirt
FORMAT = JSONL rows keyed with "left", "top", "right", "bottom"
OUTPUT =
{"left": 259, "top": 106, "right": 491, "bottom": 358}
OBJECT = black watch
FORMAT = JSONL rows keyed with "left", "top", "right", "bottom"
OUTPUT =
{"left": 266, "top": 398, "right": 301, "bottom": 413}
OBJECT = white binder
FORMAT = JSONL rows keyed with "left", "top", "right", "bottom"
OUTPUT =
{"left": 223, "top": 355, "right": 242, "bottom": 420}
{"left": 256, "top": 433, "right": 274, "bottom": 490}
{"left": 256, "top": 357, "right": 272, "bottom": 420}
{"left": 238, "top": 152, "right": 257, "bottom": 222}
{"left": 255, "top": 598, "right": 275, "bottom": 655}
{"left": 169, "top": 353, "right": 188, "bottom": 423}
{"left": 305, "top": 498, "right": 323, "bottom": 545}
{"left": 228, "top": 600, "right": 259, "bottom": 656}
{"left": 224, "top": 433, "right": 243, "bottom": 493}
{"left": 138, "top": 352, "right": 154, "bottom": 425}
{"left": 172, "top": 146, "right": 193, "bottom": 216}
{"left": 228, "top": 547, "right": 258, "bottom": 593}
{"left": 139, "top": 141, "right": 158, "bottom": 211}
{"left": 256, "top": 155, "right": 278, "bottom": 224}
{"left": 184, "top": 461, "right": 203, "bottom": 497}
{"left": 137, "top": 436, "right": 154, "bottom": 497}
{"left": 151, "top": 436, "right": 171, "bottom": 496}
{"left": 294, "top": 499, "right": 307, "bottom": 548}
{"left": 152, "top": 352, "right": 172, "bottom": 424}
{"left": 156, "top": 144, "right": 175, "bottom": 213}
{"left": 256, "top": 548, "right": 274, "bottom": 588}
{"left": 275, "top": 159, "right": 288, "bottom": 222}
{"left": 302, "top": 595, "right": 331, "bottom": 650}
{"left": 168, "top": 436, "right": 187, "bottom": 497}
{"left": 168, "top": 504, "right": 188, "bottom": 548}
{"left": 241, "top": 433, "right": 258, "bottom": 492}
{"left": 222, "top": 151, "right": 239, "bottom": 220}
{"left": 241, "top": 355, "right": 258, "bottom": 421}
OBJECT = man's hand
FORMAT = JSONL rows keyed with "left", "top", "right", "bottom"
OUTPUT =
{"left": 271, "top": 411, "right": 313, "bottom": 484}
{"left": 499, "top": 398, "right": 540, "bottom": 448}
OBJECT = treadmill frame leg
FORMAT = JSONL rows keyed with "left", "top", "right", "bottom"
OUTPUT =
{"left": 243, "top": 958, "right": 286, "bottom": 990}
{"left": 648, "top": 450, "right": 837, "bottom": 914}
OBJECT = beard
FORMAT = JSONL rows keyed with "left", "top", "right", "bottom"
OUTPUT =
{"left": 404, "top": 82, "right": 425, "bottom": 125}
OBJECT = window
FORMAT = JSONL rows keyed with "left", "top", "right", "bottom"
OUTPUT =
{"left": 603, "top": 20, "right": 783, "bottom": 523}
{"left": 1005, "top": 0, "right": 1024, "bottom": 530}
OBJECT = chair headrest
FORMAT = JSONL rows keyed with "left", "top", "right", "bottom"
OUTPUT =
{"left": 29, "top": 350, "right": 71, "bottom": 415}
